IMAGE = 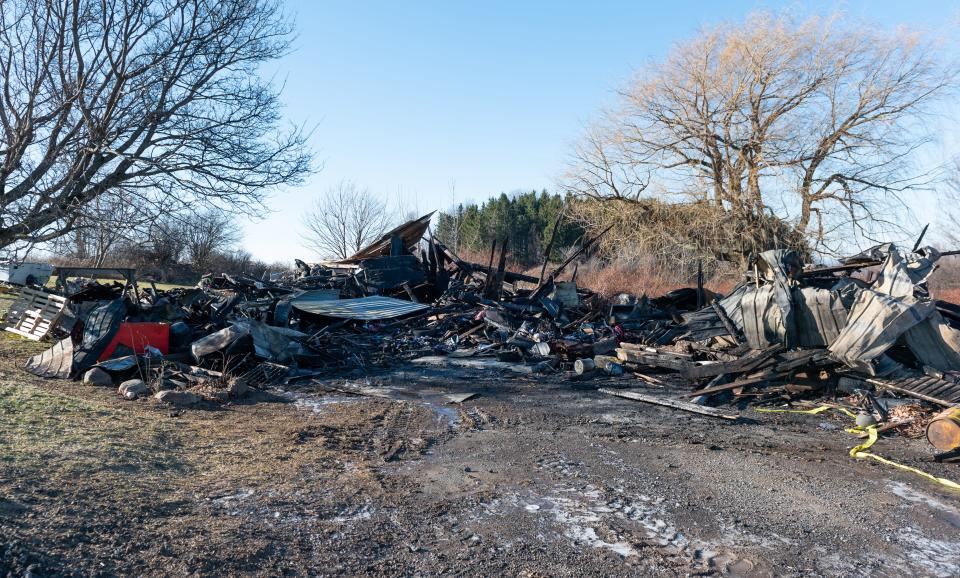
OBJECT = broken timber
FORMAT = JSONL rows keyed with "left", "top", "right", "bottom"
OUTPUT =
{"left": 616, "top": 344, "right": 694, "bottom": 372}
{"left": 600, "top": 388, "right": 740, "bottom": 420}
{"left": 681, "top": 345, "right": 783, "bottom": 380}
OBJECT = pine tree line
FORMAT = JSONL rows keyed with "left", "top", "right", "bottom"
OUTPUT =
{"left": 435, "top": 190, "right": 584, "bottom": 267}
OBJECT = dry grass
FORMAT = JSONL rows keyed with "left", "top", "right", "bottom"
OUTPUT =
{"left": 572, "top": 259, "right": 738, "bottom": 297}
{"left": 0, "top": 331, "right": 411, "bottom": 575}
{"left": 455, "top": 247, "right": 529, "bottom": 272}
{"left": 454, "top": 247, "right": 740, "bottom": 297}
{"left": 931, "top": 286, "right": 960, "bottom": 303}
{"left": 577, "top": 263, "right": 736, "bottom": 297}
{"left": 929, "top": 255, "right": 960, "bottom": 303}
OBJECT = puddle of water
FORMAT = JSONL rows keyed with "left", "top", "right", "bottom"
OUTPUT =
{"left": 281, "top": 391, "right": 360, "bottom": 413}
{"left": 425, "top": 402, "right": 459, "bottom": 425}
{"left": 541, "top": 494, "right": 640, "bottom": 557}
{"left": 888, "top": 480, "right": 958, "bottom": 511}
{"left": 281, "top": 387, "right": 462, "bottom": 426}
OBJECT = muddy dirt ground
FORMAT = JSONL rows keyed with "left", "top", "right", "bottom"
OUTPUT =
{"left": 1, "top": 334, "right": 959, "bottom": 577}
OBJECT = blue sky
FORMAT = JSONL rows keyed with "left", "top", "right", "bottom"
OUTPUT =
{"left": 243, "top": 0, "right": 960, "bottom": 262}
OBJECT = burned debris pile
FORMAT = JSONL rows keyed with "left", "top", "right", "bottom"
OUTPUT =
{"left": 7, "top": 213, "right": 960, "bottom": 465}
{"left": 601, "top": 244, "right": 960, "bottom": 462}
{"left": 9, "top": 213, "right": 611, "bottom": 406}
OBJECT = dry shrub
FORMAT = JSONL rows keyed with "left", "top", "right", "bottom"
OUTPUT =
{"left": 570, "top": 197, "right": 807, "bottom": 279}
{"left": 570, "top": 255, "right": 739, "bottom": 298}
{"left": 458, "top": 242, "right": 741, "bottom": 298}
{"left": 929, "top": 255, "right": 960, "bottom": 303}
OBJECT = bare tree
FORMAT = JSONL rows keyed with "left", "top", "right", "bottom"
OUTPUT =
{"left": 940, "top": 155, "right": 960, "bottom": 247}
{"left": 301, "top": 181, "right": 393, "bottom": 260}
{"left": 148, "top": 216, "right": 187, "bottom": 267}
{"left": 0, "top": 0, "right": 312, "bottom": 249}
{"left": 49, "top": 189, "right": 158, "bottom": 266}
{"left": 184, "top": 209, "right": 242, "bottom": 273}
{"left": 566, "top": 12, "right": 953, "bottom": 256}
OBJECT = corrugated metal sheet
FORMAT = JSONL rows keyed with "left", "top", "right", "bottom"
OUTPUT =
{"left": 903, "top": 312, "right": 960, "bottom": 372}
{"left": 793, "top": 287, "right": 847, "bottom": 347}
{"left": 717, "top": 283, "right": 750, "bottom": 331}
{"left": 24, "top": 337, "right": 74, "bottom": 379}
{"left": 869, "top": 374, "right": 960, "bottom": 406}
{"left": 274, "top": 289, "right": 339, "bottom": 326}
{"left": 828, "top": 289, "right": 935, "bottom": 365}
{"left": 289, "top": 289, "right": 339, "bottom": 305}
{"left": 734, "top": 285, "right": 849, "bottom": 350}
{"left": 291, "top": 295, "right": 428, "bottom": 320}
{"left": 741, "top": 285, "right": 786, "bottom": 349}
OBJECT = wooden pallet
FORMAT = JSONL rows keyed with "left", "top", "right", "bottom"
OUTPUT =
{"left": 5, "top": 288, "right": 68, "bottom": 341}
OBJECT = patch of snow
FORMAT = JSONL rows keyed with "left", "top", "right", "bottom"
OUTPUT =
{"left": 895, "top": 527, "right": 960, "bottom": 578}
{"left": 210, "top": 488, "right": 254, "bottom": 505}
{"left": 888, "top": 480, "right": 960, "bottom": 515}
{"left": 330, "top": 504, "right": 374, "bottom": 523}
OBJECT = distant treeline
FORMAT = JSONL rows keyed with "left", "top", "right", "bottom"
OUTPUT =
{"left": 435, "top": 190, "right": 584, "bottom": 267}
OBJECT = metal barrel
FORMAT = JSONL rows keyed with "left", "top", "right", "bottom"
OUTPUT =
{"left": 574, "top": 358, "right": 596, "bottom": 375}
{"left": 593, "top": 355, "right": 624, "bottom": 376}
{"left": 926, "top": 407, "right": 960, "bottom": 451}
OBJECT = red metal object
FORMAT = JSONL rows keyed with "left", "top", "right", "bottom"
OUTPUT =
{"left": 98, "top": 322, "right": 170, "bottom": 361}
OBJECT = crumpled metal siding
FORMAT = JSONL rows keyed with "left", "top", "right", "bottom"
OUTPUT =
{"left": 873, "top": 246, "right": 940, "bottom": 298}
{"left": 24, "top": 337, "right": 75, "bottom": 379}
{"left": 740, "top": 285, "right": 786, "bottom": 349}
{"left": 716, "top": 283, "right": 749, "bottom": 331}
{"left": 903, "top": 312, "right": 960, "bottom": 372}
{"left": 793, "top": 287, "right": 847, "bottom": 348}
{"left": 828, "top": 289, "right": 935, "bottom": 365}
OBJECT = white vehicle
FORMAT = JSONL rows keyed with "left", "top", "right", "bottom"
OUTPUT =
{"left": 0, "top": 261, "right": 54, "bottom": 286}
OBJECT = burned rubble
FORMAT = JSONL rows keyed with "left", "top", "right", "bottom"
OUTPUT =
{"left": 6, "top": 213, "right": 960, "bottom": 487}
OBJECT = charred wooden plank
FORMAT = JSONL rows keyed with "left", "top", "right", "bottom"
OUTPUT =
{"left": 600, "top": 388, "right": 740, "bottom": 420}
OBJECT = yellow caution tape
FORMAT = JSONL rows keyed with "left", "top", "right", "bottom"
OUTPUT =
{"left": 850, "top": 425, "right": 960, "bottom": 491}
{"left": 754, "top": 405, "right": 833, "bottom": 415}
{"left": 754, "top": 405, "right": 857, "bottom": 418}
{"left": 754, "top": 406, "right": 960, "bottom": 491}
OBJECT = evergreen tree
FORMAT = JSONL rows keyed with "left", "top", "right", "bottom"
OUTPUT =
{"left": 436, "top": 190, "right": 582, "bottom": 266}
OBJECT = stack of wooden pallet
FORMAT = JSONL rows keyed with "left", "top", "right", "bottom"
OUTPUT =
{"left": 5, "top": 288, "right": 68, "bottom": 341}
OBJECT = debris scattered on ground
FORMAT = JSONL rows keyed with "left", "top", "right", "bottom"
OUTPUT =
{"left": 5, "top": 213, "right": 960, "bottom": 487}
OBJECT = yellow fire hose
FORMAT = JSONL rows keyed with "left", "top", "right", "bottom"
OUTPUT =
{"left": 754, "top": 406, "right": 960, "bottom": 491}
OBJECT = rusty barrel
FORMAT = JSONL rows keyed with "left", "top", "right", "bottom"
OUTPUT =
{"left": 926, "top": 407, "right": 960, "bottom": 451}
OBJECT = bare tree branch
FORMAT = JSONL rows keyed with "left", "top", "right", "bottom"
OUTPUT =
{"left": 301, "top": 181, "right": 393, "bottom": 260}
{"left": 564, "top": 11, "right": 954, "bottom": 258}
{"left": 0, "top": 0, "right": 313, "bottom": 248}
